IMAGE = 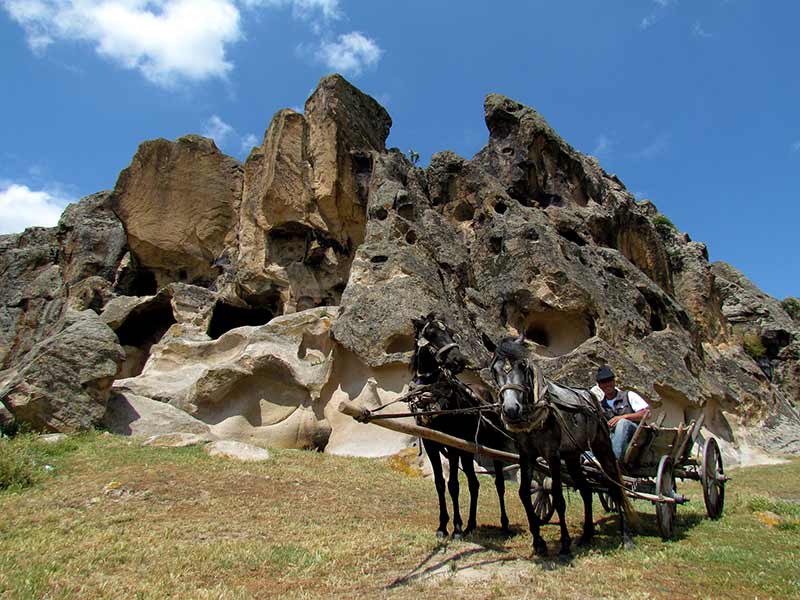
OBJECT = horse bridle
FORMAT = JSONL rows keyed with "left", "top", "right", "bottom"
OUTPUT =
{"left": 491, "top": 356, "right": 535, "bottom": 404}
{"left": 418, "top": 319, "right": 460, "bottom": 365}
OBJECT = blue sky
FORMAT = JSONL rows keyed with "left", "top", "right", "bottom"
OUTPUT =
{"left": 1, "top": 1, "right": 798, "bottom": 300}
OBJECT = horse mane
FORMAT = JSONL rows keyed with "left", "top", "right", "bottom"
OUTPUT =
{"left": 495, "top": 336, "right": 529, "bottom": 361}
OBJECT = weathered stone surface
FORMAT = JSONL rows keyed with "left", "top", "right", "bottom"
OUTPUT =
{"left": 204, "top": 440, "right": 271, "bottom": 461}
{"left": 235, "top": 74, "right": 391, "bottom": 315}
{"left": 113, "top": 307, "right": 338, "bottom": 448}
{"left": 0, "top": 228, "right": 64, "bottom": 367}
{"left": 0, "top": 310, "right": 124, "bottom": 432}
{"left": 143, "top": 432, "right": 212, "bottom": 447}
{"left": 112, "top": 135, "right": 243, "bottom": 288}
{"left": 2, "top": 74, "right": 798, "bottom": 460}
{"left": 57, "top": 191, "right": 127, "bottom": 290}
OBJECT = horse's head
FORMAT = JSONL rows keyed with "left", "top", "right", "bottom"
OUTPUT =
{"left": 490, "top": 335, "right": 540, "bottom": 430}
{"left": 410, "top": 313, "right": 468, "bottom": 379}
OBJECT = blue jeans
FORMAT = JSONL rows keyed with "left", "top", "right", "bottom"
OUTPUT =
{"left": 610, "top": 419, "right": 638, "bottom": 461}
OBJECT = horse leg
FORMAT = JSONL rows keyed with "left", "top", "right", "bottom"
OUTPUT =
{"left": 519, "top": 454, "right": 547, "bottom": 555}
{"left": 565, "top": 454, "right": 594, "bottom": 547}
{"left": 447, "top": 450, "right": 464, "bottom": 539}
{"left": 424, "top": 440, "right": 449, "bottom": 538}
{"left": 548, "top": 452, "right": 572, "bottom": 557}
{"left": 493, "top": 460, "right": 510, "bottom": 532}
{"left": 461, "top": 453, "right": 480, "bottom": 535}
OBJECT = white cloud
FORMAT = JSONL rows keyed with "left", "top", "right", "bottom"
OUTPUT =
{"left": 241, "top": 0, "right": 339, "bottom": 21}
{"left": 202, "top": 115, "right": 235, "bottom": 144}
{"left": 316, "top": 32, "right": 382, "bottom": 75}
{"left": 634, "top": 133, "right": 671, "bottom": 159}
{"left": 591, "top": 134, "right": 613, "bottom": 157}
{"left": 692, "top": 21, "right": 713, "bottom": 39}
{"left": 0, "top": 182, "right": 70, "bottom": 234}
{"left": 640, "top": 14, "right": 659, "bottom": 29}
{"left": 2, "top": 0, "right": 242, "bottom": 85}
{"left": 640, "top": 0, "right": 676, "bottom": 30}
{"left": 200, "top": 115, "right": 258, "bottom": 158}
{"left": 791, "top": 141, "right": 800, "bottom": 153}
{"left": 3, "top": 0, "right": 384, "bottom": 84}
{"left": 240, "top": 133, "right": 259, "bottom": 154}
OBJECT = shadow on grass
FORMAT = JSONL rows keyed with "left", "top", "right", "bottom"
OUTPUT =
{"left": 593, "top": 508, "right": 706, "bottom": 544}
{"left": 386, "top": 525, "right": 521, "bottom": 588}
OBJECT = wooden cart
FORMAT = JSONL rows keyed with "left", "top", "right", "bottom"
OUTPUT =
{"left": 339, "top": 401, "right": 728, "bottom": 540}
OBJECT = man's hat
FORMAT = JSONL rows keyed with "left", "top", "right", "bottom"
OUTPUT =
{"left": 596, "top": 365, "right": 615, "bottom": 382}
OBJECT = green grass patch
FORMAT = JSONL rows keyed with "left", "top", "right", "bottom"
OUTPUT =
{"left": 0, "top": 433, "right": 84, "bottom": 492}
{"left": 652, "top": 214, "right": 677, "bottom": 231}
{"left": 1, "top": 433, "right": 799, "bottom": 599}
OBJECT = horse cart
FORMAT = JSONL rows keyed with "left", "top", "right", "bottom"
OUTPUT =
{"left": 339, "top": 397, "right": 728, "bottom": 540}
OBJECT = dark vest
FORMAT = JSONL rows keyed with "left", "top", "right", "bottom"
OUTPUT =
{"left": 600, "top": 390, "right": 632, "bottom": 421}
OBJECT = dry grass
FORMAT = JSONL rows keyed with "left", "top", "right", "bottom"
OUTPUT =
{"left": 1, "top": 432, "right": 799, "bottom": 599}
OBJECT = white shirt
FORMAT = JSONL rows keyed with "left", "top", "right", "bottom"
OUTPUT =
{"left": 590, "top": 386, "right": 649, "bottom": 413}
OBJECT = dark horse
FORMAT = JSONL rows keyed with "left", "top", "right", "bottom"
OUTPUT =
{"left": 490, "top": 336, "right": 635, "bottom": 556}
{"left": 410, "top": 313, "right": 512, "bottom": 539}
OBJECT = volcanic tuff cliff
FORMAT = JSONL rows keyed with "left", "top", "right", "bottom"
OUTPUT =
{"left": 1, "top": 75, "right": 798, "bottom": 461}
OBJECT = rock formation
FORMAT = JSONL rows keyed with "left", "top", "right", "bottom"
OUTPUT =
{"left": 1, "top": 74, "right": 797, "bottom": 462}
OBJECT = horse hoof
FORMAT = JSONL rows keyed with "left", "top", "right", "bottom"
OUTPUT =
{"left": 577, "top": 535, "right": 593, "bottom": 548}
{"left": 623, "top": 539, "right": 636, "bottom": 551}
{"left": 436, "top": 530, "right": 447, "bottom": 539}
{"left": 533, "top": 541, "right": 548, "bottom": 556}
{"left": 558, "top": 550, "right": 573, "bottom": 562}
{"left": 452, "top": 532, "right": 463, "bottom": 541}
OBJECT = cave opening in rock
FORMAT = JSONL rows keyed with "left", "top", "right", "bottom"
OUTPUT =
{"left": 504, "top": 305, "right": 596, "bottom": 358}
{"left": 114, "top": 295, "right": 176, "bottom": 377}
{"left": 385, "top": 334, "right": 415, "bottom": 354}
{"left": 558, "top": 227, "right": 587, "bottom": 247}
{"left": 208, "top": 299, "right": 278, "bottom": 340}
{"left": 114, "top": 267, "right": 157, "bottom": 297}
{"left": 639, "top": 287, "right": 668, "bottom": 332}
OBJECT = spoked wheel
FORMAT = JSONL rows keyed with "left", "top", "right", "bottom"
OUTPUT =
{"left": 701, "top": 437, "right": 725, "bottom": 519}
{"left": 531, "top": 473, "right": 555, "bottom": 523}
{"left": 598, "top": 490, "right": 619, "bottom": 514}
{"left": 655, "top": 455, "right": 676, "bottom": 540}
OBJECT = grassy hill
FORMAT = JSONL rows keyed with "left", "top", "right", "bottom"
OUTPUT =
{"left": 1, "top": 432, "right": 799, "bottom": 599}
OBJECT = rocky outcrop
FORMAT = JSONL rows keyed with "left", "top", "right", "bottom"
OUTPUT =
{"left": 0, "top": 309, "right": 123, "bottom": 431}
{"left": 112, "top": 135, "right": 243, "bottom": 290}
{"left": 1, "top": 74, "right": 797, "bottom": 461}
{"left": 235, "top": 74, "right": 391, "bottom": 316}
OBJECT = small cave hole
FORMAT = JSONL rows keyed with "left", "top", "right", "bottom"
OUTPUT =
{"left": 501, "top": 147, "right": 515, "bottom": 156}
{"left": 385, "top": 334, "right": 415, "bottom": 354}
{"left": 557, "top": 228, "right": 587, "bottom": 246}
{"left": 494, "top": 201, "right": 508, "bottom": 215}
{"left": 525, "top": 326, "right": 549, "bottom": 347}
{"left": 373, "top": 207, "right": 389, "bottom": 221}
{"left": 405, "top": 230, "right": 417, "bottom": 245}
{"left": 639, "top": 288, "right": 667, "bottom": 332}
{"left": 605, "top": 266, "right": 626, "bottom": 279}
{"left": 505, "top": 307, "right": 596, "bottom": 358}
{"left": 489, "top": 236, "right": 503, "bottom": 255}
{"left": 114, "top": 267, "right": 157, "bottom": 297}
{"left": 397, "top": 204, "right": 415, "bottom": 221}
{"left": 526, "top": 228, "right": 540, "bottom": 241}
{"left": 298, "top": 330, "right": 331, "bottom": 361}
{"left": 208, "top": 301, "right": 277, "bottom": 340}
{"left": 371, "top": 255, "right": 389, "bottom": 264}
{"left": 454, "top": 202, "right": 476, "bottom": 222}
{"left": 114, "top": 295, "right": 177, "bottom": 377}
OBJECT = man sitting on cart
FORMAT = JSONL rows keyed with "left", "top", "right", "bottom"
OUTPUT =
{"left": 591, "top": 365, "right": 649, "bottom": 462}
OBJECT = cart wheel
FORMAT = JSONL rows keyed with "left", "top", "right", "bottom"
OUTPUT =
{"left": 655, "top": 455, "right": 676, "bottom": 540}
{"left": 598, "top": 491, "right": 619, "bottom": 514}
{"left": 701, "top": 437, "right": 725, "bottom": 519}
{"left": 531, "top": 476, "right": 555, "bottom": 523}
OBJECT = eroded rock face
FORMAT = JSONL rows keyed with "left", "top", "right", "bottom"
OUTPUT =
{"left": 2, "top": 74, "right": 798, "bottom": 460}
{"left": 112, "top": 135, "right": 243, "bottom": 289}
{"left": 235, "top": 74, "right": 391, "bottom": 315}
{"left": 0, "top": 309, "right": 123, "bottom": 431}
